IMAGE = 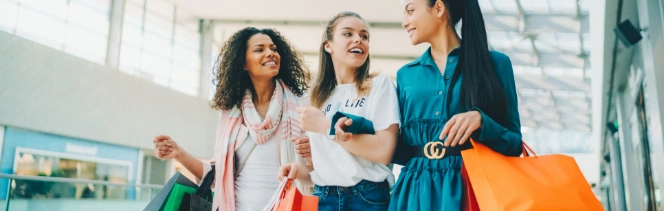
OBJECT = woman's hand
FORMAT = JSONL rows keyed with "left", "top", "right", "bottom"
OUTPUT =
{"left": 296, "top": 106, "right": 330, "bottom": 133}
{"left": 278, "top": 162, "right": 314, "bottom": 186}
{"left": 278, "top": 162, "right": 301, "bottom": 181}
{"left": 438, "top": 111, "right": 482, "bottom": 147}
{"left": 153, "top": 135, "right": 183, "bottom": 160}
{"left": 333, "top": 117, "right": 353, "bottom": 142}
{"left": 292, "top": 137, "right": 311, "bottom": 158}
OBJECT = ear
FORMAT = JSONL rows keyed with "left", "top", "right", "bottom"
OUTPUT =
{"left": 434, "top": 0, "right": 446, "bottom": 18}
{"left": 324, "top": 41, "right": 333, "bottom": 54}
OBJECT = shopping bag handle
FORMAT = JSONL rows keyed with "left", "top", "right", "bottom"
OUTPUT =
{"left": 195, "top": 165, "right": 215, "bottom": 199}
{"left": 262, "top": 178, "right": 293, "bottom": 211}
{"left": 521, "top": 141, "right": 538, "bottom": 158}
{"left": 469, "top": 139, "right": 538, "bottom": 158}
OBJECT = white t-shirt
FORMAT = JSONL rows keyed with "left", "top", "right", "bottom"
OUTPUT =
{"left": 234, "top": 126, "right": 280, "bottom": 211}
{"left": 308, "top": 74, "right": 400, "bottom": 187}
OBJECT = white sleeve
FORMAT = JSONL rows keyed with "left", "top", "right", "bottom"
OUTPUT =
{"left": 367, "top": 75, "right": 401, "bottom": 131}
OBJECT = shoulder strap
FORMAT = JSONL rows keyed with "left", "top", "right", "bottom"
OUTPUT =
{"left": 235, "top": 142, "right": 258, "bottom": 179}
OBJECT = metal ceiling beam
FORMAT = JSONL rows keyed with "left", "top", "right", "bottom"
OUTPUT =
{"left": 209, "top": 14, "right": 590, "bottom": 33}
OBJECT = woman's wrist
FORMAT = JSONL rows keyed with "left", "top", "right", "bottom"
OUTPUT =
{"left": 317, "top": 119, "right": 332, "bottom": 134}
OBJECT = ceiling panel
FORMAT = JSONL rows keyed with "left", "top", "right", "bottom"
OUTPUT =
{"left": 184, "top": 0, "right": 593, "bottom": 134}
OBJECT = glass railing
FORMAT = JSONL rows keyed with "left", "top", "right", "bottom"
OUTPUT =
{"left": 0, "top": 174, "right": 163, "bottom": 211}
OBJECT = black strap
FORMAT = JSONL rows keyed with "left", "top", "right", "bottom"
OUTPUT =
{"left": 196, "top": 165, "right": 215, "bottom": 199}
{"left": 408, "top": 142, "right": 473, "bottom": 158}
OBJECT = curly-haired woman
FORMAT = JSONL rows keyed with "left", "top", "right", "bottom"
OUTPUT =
{"left": 151, "top": 27, "right": 310, "bottom": 211}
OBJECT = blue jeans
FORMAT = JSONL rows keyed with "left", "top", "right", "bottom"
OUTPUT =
{"left": 313, "top": 180, "right": 390, "bottom": 211}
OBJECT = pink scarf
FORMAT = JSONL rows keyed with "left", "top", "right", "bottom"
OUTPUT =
{"left": 206, "top": 79, "right": 307, "bottom": 211}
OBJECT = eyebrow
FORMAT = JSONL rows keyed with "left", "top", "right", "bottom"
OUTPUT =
{"left": 341, "top": 27, "right": 369, "bottom": 33}
{"left": 404, "top": 3, "right": 413, "bottom": 10}
{"left": 252, "top": 44, "right": 276, "bottom": 48}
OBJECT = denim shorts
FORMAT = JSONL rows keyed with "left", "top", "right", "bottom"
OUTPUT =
{"left": 313, "top": 180, "right": 390, "bottom": 211}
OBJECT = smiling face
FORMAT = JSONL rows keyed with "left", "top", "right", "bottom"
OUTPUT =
{"left": 244, "top": 33, "right": 281, "bottom": 80}
{"left": 401, "top": 0, "right": 448, "bottom": 45}
{"left": 324, "top": 16, "right": 370, "bottom": 69}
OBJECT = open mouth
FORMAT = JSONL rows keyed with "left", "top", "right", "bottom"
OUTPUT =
{"left": 262, "top": 61, "right": 277, "bottom": 66}
{"left": 348, "top": 48, "right": 364, "bottom": 55}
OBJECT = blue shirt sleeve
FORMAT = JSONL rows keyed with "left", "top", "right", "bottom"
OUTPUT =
{"left": 471, "top": 54, "right": 523, "bottom": 156}
{"left": 392, "top": 72, "right": 413, "bottom": 165}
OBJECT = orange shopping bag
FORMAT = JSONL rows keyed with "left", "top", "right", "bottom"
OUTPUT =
{"left": 461, "top": 139, "right": 603, "bottom": 211}
{"left": 263, "top": 179, "right": 318, "bottom": 211}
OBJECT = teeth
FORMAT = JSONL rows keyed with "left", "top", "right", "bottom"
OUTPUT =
{"left": 349, "top": 48, "right": 363, "bottom": 54}
{"left": 265, "top": 61, "right": 276, "bottom": 66}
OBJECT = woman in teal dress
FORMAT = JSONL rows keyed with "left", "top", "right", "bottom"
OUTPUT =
{"left": 390, "top": 0, "right": 524, "bottom": 210}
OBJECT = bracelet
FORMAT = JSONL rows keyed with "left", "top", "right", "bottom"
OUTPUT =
{"left": 325, "top": 129, "right": 335, "bottom": 140}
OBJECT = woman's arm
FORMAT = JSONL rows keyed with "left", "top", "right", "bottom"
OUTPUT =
{"left": 333, "top": 121, "right": 399, "bottom": 165}
{"left": 438, "top": 54, "right": 522, "bottom": 156}
{"left": 154, "top": 136, "right": 205, "bottom": 179}
{"left": 332, "top": 75, "right": 400, "bottom": 164}
{"left": 470, "top": 55, "right": 522, "bottom": 156}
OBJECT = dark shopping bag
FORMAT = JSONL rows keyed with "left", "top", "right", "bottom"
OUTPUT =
{"left": 178, "top": 166, "right": 215, "bottom": 211}
{"left": 144, "top": 171, "right": 198, "bottom": 211}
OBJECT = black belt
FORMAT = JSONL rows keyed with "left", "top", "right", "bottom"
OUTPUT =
{"left": 406, "top": 142, "right": 473, "bottom": 159}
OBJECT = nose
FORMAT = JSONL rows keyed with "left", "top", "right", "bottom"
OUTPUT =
{"left": 354, "top": 34, "right": 362, "bottom": 43}
{"left": 266, "top": 49, "right": 276, "bottom": 57}
{"left": 402, "top": 16, "right": 409, "bottom": 29}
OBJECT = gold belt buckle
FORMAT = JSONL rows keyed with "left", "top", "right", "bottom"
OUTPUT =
{"left": 424, "top": 142, "right": 446, "bottom": 159}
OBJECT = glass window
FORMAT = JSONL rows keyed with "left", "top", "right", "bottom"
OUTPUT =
{"left": 522, "top": 0, "right": 550, "bottom": 13}
{"left": 171, "top": 64, "right": 200, "bottom": 96}
{"left": 491, "top": 0, "right": 519, "bottom": 14}
{"left": 119, "top": 44, "right": 141, "bottom": 73}
{"left": 548, "top": 0, "right": 576, "bottom": 13}
{"left": 15, "top": 7, "right": 67, "bottom": 49}
{"left": 557, "top": 33, "right": 582, "bottom": 54}
{"left": 120, "top": 1, "right": 202, "bottom": 96}
{"left": 68, "top": 1, "right": 110, "bottom": 35}
{"left": 64, "top": 25, "right": 108, "bottom": 63}
{"left": 143, "top": 31, "right": 173, "bottom": 58}
{"left": 140, "top": 52, "right": 171, "bottom": 81}
{"left": 478, "top": 0, "right": 495, "bottom": 13}
{"left": 123, "top": 2, "right": 144, "bottom": 26}
{"left": 0, "top": 0, "right": 20, "bottom": 32}
{"left": 21, "top": 0, "right": 68, "bottom": 20}
{"left": 173, "top": 44, "right": 200, "bottom": 69}
{"left": 14, "top": 151, "right": 130, "bottom": 199}
{"left": 3, "top": 0, "right": 110, "bottom": 65}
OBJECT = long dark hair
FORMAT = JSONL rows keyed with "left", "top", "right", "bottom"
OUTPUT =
{"left": 210, "top": 27, "right": 309, "bottom": 110}
{"left": 430, "top": 0, "right": 509, "bottom": 125}
{"left": 310, "top": 11, "right": 373, "bottom": 108}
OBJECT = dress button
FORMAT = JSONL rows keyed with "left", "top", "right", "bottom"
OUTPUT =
{"left": 449, "top": 59, "right": 454, "bottom": 63}
{"left": 435, "top": 111, "right": 440, "bottom": 115}
{"left": 444, "top": 76, "right": 450, "bottom": 80}
{"left": 438, "top": 91, "right": 443, "bottom": 95}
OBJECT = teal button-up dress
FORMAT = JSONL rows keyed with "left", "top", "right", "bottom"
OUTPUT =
{"left": 389, "top": 48, "right": 523, "bottom": 211}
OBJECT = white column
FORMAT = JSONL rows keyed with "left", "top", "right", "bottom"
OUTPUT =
{"left": 106, "top": 0, "right": 126, "bottom": 68}
{"left": 636, "top": 0, "right": 664, "bottom": 205}
{"left": 199, "top": 20, "right": 214, "bottom": 99}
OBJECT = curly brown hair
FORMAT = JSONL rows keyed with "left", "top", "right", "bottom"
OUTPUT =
{"left": 210, "top": 27, "right": 310, "bottom": 110}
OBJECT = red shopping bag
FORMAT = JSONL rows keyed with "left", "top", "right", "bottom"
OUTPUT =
{"left": 264, "top": 179, "right": 318, "bottom": 211}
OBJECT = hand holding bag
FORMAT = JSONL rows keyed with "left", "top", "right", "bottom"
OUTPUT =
{"left": 263, "top": 179, "right": 318, "bottom": 211}
{"left": 178, "top": 165, "right": 215, "bottom": 211}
